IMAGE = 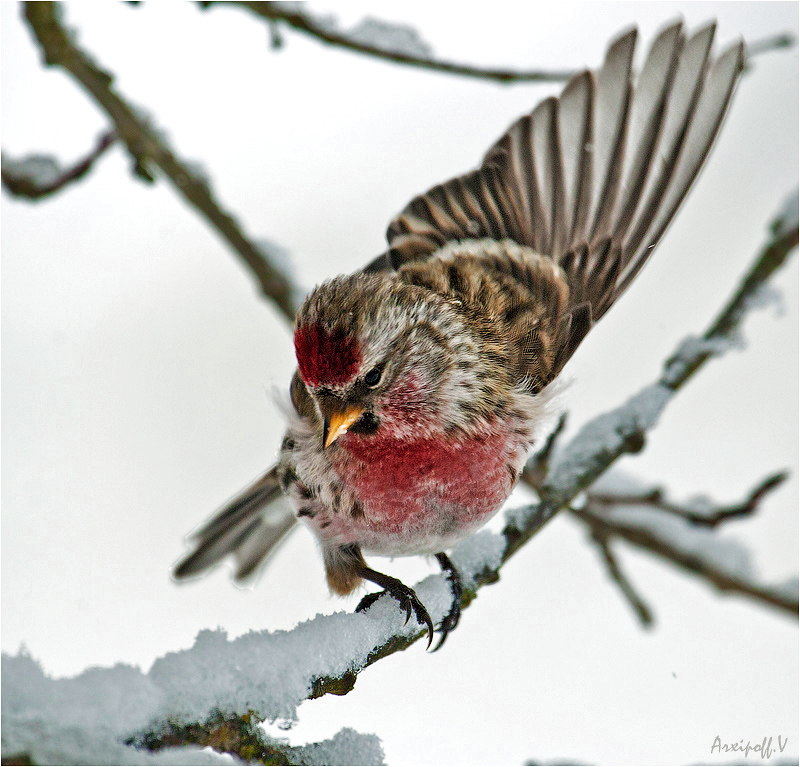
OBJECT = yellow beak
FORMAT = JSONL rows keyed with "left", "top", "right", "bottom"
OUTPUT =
{"left": 323, "top": 405, "right": 364, "bottom": 449}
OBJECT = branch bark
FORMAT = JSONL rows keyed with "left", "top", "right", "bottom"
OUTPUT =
{"left": 23, "top": 2, "right": 301, "bottom": 320}
{"left": 571, "top": 504, "right": 799, "bottom": 615}
{"left": 574, "top": 469, "right": 796, "bottom": 621}
{"left": 210, "top": 2, "right": 575, "bottom": 84}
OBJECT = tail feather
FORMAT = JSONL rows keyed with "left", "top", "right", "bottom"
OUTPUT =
{"left": 173, "top": 466, "right": 297, "bottom": 582}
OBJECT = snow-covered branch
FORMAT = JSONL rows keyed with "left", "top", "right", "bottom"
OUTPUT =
{"left": 23, "top": 2, "right": 302, "bottom": 321}
{"left": 1, "top": 129, "right": 116, "bottom": 200}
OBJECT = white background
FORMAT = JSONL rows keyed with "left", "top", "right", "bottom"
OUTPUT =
{"left": 2, "top": 2, "right": 797, "bottom": 764}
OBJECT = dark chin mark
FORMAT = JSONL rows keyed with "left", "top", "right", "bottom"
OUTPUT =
{"left": 348, "top": 412, "right": 380, "bottom": 436}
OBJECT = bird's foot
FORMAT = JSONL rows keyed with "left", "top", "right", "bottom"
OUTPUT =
{"left": 432, "top": 552, "right": 463, "bottom": 652}
{"left": 356, "top": 579, "right": 435, "bottom": 649}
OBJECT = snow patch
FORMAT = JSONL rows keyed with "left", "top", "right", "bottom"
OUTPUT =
{"left": 545, "top": 383, "right": 671, "bottom": 497}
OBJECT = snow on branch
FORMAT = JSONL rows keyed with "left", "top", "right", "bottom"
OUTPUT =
{"left": 3, "top": 188, "right": 795, "bottom": 766}
{"left": 574, "top": 470, "right": 797, "bottom": 623}
{"left": 207, "top": 2, "right": 575, "bottom": 84}
{"left": 23, "top": 2, "right": 302, "bottom": 321}
{"left": 1, "top": 129, "right": 116, "bottom": 200}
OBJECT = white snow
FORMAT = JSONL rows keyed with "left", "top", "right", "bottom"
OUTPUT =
{"left": 543, "top": 383, "right": 672, "bottom": 498}
{"left": 450, "top": 529, "right": 506, "bottom": 590}
{"left": 2, "top": 154, "right": 63, "bottom": 187}
{"left": 289, "top": 727, "right": 384, "bottom": 766}
{"left": 743, "top": 281, "right": 785, "bottom": 317}
{"left": 346, "top": 17, "right": 433, "bottom": 58}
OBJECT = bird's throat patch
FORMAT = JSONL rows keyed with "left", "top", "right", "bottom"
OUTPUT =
{"left": 294, "top": 324, "right": 362, "bottom": 387}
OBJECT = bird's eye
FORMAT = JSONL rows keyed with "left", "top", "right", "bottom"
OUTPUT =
{"left": 364, "top": 367, "right": 382, "bottom": 387}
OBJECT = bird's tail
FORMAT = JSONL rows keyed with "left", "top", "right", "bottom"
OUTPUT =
{"left": 173, "top": 466, "right": 298, "bottom": 582}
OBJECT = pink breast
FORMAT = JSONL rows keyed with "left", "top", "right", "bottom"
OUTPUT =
{"left": 333, "top": 426, "right": 518, "bottom": 538}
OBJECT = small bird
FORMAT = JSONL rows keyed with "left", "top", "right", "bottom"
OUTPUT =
{"left": 175, "top": 22, "right": 745, "bottom": 649}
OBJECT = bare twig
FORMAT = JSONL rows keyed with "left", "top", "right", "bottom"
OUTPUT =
{"left": 661, "top": 189, "right": 799, "bottom": 391}
{"left": 587, "top": 471, "right": 789, "bottom": 527}
{"left": 23, "top": 2, "right": 301, "bottom": 320}
{"left": 209, "top": 2, "right": 575, "bottom": 83}
{"left": 571, "top": 469, "right": 796, "bottom": 618}
{"left": 571, "top": 505, "right": 799, "bottom": 615}
{"left": 1, "top": 129, "right": 116, "bottom": 200}
{"left": 589, "top": 528, "right": 655, "bottom": 627}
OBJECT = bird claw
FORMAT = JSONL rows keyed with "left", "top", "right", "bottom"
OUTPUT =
{"left": 431, "top": 553, "right": 463, "bottom": 652}
{"left": 356, "top": 583, "right": 435, "bottom": 649}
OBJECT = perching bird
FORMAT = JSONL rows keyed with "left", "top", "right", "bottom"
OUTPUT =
{"left": 175, "top": 21, "right": 745, "bottom": 649}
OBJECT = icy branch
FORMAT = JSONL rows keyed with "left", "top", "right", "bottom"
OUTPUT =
{"left": 23, "top": 2, "right": 302, "bottom": 321}
{"left": 1, "top": 129, "right": 116, "bottom": 200}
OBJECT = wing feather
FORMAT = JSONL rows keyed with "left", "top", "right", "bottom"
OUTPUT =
{"left": 377, "top": 20, "right": 744, "bottom": 375}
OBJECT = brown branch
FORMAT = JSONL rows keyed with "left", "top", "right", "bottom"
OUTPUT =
{"left": 1, "top": 129, "right": 116, "bottom": 200}
{"left": 571, "top": 505, "right": 799, "bottom": 616}
{"left": 210, "top": 2, "right": 575, "bottom": 84}
{"left": 571, "top": 469, "right": 795, "bottom": 618}
{"left": 589, "top": 528, "right": 655, "bottom": 627}
{"left": 23, "top": 2, "right": 301, "bottom": 321}
{"left": 207, "top": 5, "right": 794, "bottom": 85}
{"left": 586, "top": 471, "right": 789, "bottom": 527}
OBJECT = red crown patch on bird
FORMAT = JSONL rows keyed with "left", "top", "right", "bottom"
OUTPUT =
{"left": 294, "top": 324, "right": 362, "bottom": 387}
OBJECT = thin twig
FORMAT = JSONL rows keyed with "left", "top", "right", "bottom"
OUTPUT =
{"left": 23, "top": 2, "right": 301, "bottom": 320}
{"left": 572, "top": 505, "right": 799, "bottom": 615}
{"left": 210, "top": 2, "right": 575, "bottom": 83}
{"left": 746, "top": 32, "right": 796, "bottom": 57}
{"left": 208, "top": 4, "right": 794, "bottom": 84}
{"left": 587, "top": 471, "right": 789, "bottom": 527}
{"left": 589, "top": 528, "right": 655, "bottom": 627}
{"left": 1, "top": 129, "right": 116, "bottom": 200}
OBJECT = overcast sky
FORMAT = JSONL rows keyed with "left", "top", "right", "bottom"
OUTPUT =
{"left": 2, "top": 2, "right": 798, "bottom": 765}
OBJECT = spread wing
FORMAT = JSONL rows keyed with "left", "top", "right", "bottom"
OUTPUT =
{"left": 366, "top": 21, "right": 745, "bottom": 382}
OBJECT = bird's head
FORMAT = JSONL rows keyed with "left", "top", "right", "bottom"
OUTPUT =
{"left": 293, "top": 272, "right": 483, "bottom": 448}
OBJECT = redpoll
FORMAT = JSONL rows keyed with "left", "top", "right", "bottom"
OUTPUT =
{"left": 175, "top": 22, "right": 745, "bottom": 649}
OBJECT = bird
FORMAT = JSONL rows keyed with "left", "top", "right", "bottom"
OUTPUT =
{"left": 174, "top": 21, "right": 745, "bottom": 650}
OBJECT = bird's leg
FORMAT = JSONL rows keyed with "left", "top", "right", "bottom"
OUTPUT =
{"left": 354, "top": 564, "right": 435, "bottom": 649}
{"left": 432, "top": 552, "right": 463, "bottom": 652}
